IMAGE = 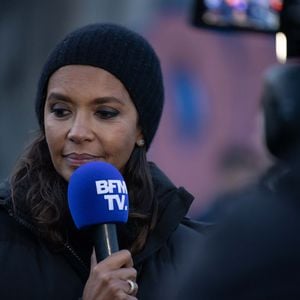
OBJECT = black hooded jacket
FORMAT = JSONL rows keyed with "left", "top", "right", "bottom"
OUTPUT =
{"left": 0, "top": 163, "right": 209, "bottom": 300}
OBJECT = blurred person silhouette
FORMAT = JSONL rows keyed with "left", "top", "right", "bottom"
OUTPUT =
{"left": 195, "top": 100, "right": 273, "bottom": 223}
{"left": 0, "top": 23, "right": 209, "bottom": 300}
{"left": 197, "top": 145, "right": 270, "bottom": 223}
{"left": 173, "top": 62, "right": 300, "bottom": 299}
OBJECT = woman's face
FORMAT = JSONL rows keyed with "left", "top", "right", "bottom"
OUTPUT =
{"left": 44, "top": 65, "right": 143, "bottom": 181}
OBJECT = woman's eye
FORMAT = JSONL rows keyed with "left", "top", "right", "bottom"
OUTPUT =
{"left": 50, "top": 106, "right": 70, "bottom": 118}
{"left": 96, "top": 109, "right": 119, "bottom": 119}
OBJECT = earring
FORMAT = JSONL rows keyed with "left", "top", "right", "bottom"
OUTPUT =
{"left": 136, "top": 139, "right": 145, "bottom": 147}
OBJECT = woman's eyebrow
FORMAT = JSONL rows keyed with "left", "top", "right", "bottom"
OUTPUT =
{"left": 92, "top": 96, "right": 125, "bottom": 106}
{"left": 46, "top": 92, "right": 72, "bottom": 103}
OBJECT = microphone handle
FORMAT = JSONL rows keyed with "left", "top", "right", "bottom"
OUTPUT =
{"left": 94, "top": 223, "right": 119, "bottom": 262}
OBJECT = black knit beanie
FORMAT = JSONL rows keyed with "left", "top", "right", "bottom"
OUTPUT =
{"left": 35, "top": 23, "right": 164, "bottom": 150}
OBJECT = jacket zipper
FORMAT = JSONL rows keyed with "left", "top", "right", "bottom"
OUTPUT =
{"left": 7, "top": 208, "right": 89, "bottom": 273}
{"left": 63, "top": 241, "right": 89, "bottom": 273}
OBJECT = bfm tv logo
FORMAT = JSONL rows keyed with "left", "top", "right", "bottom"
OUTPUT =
{"left": 95, "top": 179, "right": 128, "bottom": 211}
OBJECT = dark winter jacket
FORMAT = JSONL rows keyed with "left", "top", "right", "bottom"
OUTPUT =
{"left": 0, "top": 163, "right": 210, "bottom": 300}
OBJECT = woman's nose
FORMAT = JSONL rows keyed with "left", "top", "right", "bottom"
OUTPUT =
{"left": 67, "top": 115, "right": 94, "bottom": 143}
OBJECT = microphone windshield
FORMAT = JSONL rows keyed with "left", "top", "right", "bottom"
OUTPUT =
{"left": 68, "top": 161, "right": 129, "bottom": 229}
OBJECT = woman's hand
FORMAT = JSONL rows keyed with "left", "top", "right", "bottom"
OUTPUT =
{"left": 82, "top": 249, "right": 138, "bottom": 300}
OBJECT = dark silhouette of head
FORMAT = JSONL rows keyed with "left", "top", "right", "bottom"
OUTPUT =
{"left": 262, "top": 63, "right": 300, "bottom": 161}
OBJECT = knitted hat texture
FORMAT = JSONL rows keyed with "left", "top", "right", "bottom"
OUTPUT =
{"left": 35, "top": 23, "right": 164, "bottom": 150}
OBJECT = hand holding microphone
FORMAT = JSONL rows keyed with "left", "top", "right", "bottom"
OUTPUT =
{"left": 82, "top": 249, "right": 137, "bottom": 300}
{"left": 68, "top": 161, "right": 138, "bottom": 299}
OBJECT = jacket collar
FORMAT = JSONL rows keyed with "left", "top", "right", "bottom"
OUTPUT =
{"left": 133, "top": 162, "right": 194, "bottom": 264}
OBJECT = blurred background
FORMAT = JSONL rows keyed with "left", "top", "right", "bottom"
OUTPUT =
{"left": 0, "top": 0, "right": 280, "bottom": 216}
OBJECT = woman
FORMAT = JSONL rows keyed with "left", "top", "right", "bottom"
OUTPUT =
{"left": 0, "top": 23, "right": 208, "bottom": 300}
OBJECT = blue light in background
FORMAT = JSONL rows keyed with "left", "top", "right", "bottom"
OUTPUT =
{"left": 171, "top": 67, "right": 208, "bottom": 141}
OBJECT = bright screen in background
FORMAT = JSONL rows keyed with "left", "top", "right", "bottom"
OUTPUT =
{"left": 192, "top": 0, "right": 283, "bottom": 34}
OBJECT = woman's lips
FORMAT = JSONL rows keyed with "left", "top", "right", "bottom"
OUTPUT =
{"left": 63, "top": 153, "right": 100, "bottom": 166}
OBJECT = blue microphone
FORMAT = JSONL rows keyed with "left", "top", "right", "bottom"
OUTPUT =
{"left": 68, "top": 161, "right": 129, "bottom": 261}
